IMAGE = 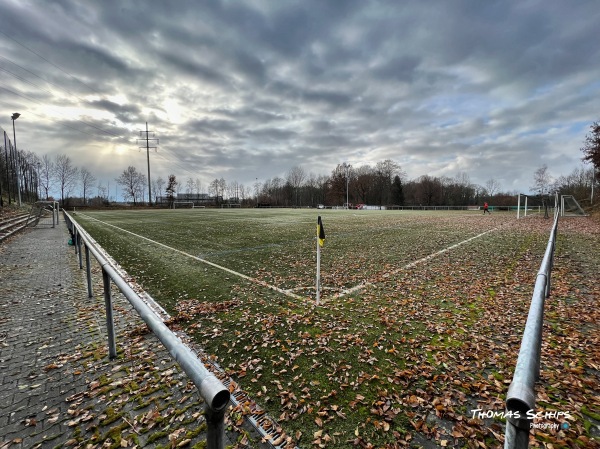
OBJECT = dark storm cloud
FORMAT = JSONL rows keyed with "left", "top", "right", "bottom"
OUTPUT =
{"left": 1, "top": 0, "right": 599, "bottom": 197}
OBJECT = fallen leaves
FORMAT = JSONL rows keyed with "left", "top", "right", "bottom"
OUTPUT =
{"left": 76, "top": 211, "right": 600, "bottom": 448}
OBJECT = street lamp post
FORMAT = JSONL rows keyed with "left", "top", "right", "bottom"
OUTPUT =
{"left": 11, "top": 113, "right": 21, "bottom": 206}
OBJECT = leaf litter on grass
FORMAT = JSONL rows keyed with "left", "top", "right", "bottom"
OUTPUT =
{"left": 75, "top": 210, "right": 600, "bottom": 448}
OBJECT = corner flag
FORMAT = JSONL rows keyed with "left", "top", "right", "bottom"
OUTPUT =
{"left": 316, "top": 215, "right": 325, "bottom": 305}
{"left": 317, "top": 216, "right": 325, "bottom": 247}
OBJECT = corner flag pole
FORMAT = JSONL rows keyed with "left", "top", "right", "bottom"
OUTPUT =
{"left": 316, "top": 216, "right": 325, "bottom": 305}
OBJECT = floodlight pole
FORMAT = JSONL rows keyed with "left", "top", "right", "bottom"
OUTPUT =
{"left": 11, "top": 113, "right": 21, "bottom": 207}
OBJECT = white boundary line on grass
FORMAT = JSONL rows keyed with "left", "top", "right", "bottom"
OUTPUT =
{"left": 80, "top": 214, "right": 304, "bottom": 300}
{"left": 334, "top": 226, "right": 500, "bottom": 299}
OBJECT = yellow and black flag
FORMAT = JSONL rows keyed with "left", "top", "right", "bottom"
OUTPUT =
{"left": 317, "top": 216, "right": 325, "bottom": 247}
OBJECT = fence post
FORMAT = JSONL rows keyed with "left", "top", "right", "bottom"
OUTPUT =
{"left": 102, "top": 267, "right": 118, "bottom": 359}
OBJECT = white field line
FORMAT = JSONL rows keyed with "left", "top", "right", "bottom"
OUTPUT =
{"left": 80, "top": 214, "right": 304, "bottom": 300}
{"left": 334, "top": 226, "right": 500, "bottom": 299}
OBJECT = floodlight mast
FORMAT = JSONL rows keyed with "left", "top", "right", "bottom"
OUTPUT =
{"left": 11, "top": 112, "right": 21, "bottom": 206}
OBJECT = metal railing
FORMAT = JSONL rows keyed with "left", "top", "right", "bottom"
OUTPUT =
{"left": 504, "top": 207, "right": 560, "bottom": 448}
{"left": 63, "top": 212, "right": 230, "bottom": 449}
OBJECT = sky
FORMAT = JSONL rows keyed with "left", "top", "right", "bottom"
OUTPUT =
{"left": 1, "top": 0, "right": 599, "bottom": 200}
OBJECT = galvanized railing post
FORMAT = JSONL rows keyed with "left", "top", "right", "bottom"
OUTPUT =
{"left": 504, "top": 419, "right": 531, "bottom": 449}
{"left": 205, "top": 404, "right": 226, "bottom": 448}
{"left": 102, "top": 267, "right": 118, "bottom": 359}
{"left": 73, "top": 227, "right": 78, "bottom": 255}
{"left": 77, "top": 231, "right": 83, "bottom": 269}
{"left": 85, "top": 244, "right": 93, "bottom": 298}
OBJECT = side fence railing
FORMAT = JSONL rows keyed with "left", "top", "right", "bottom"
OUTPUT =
{"left": 63, "top": 212, "right": 231, "bottom": 449}
{"left": 504, "top": 207, "right": 560, "bottom": 449}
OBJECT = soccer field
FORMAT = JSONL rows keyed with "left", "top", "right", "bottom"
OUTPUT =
{"left": 74, "top": 209, "right": 600, "bottom": 448}
{"left": 75, "top": 209, "right": 516, "bottom": 303}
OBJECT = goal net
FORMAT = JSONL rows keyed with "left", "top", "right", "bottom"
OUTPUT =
{"left": 173, "top": 201, "right": 194, "bottom": 209}
{"left": 561, "top": 195, "right": 587, "bottom": 217}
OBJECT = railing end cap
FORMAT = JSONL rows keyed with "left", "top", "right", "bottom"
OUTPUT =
{"left": 200, "top": 375, "right": 231, "bottom": 411}
{"left": 506, "top": 381, "right": 536, "bottom": 415}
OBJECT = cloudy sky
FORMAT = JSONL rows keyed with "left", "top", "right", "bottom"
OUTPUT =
{"left": 1, "top": 0, "right": 598, "bottom": 199}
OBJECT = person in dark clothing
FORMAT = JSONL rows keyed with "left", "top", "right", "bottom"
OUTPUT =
{"left": 483, "top": 202, "right": 490, "bottom": 214}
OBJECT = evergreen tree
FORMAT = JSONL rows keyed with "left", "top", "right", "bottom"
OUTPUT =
{"left": 391, "top": 175, "right": 404, "bottom": 205}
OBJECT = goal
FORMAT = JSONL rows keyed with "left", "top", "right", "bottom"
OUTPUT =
{"left": 561, "top": 195, "right": 587, "bottom": 217}
{"left": 516, "top": 194, "right": 557, "bottom": 219}
{"left": 172, "top": 201, "right": 194, "bottom": 209}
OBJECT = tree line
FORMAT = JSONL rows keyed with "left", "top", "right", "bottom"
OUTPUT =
{"left": 2, "top": 119, "right": 599, "bottom": 209}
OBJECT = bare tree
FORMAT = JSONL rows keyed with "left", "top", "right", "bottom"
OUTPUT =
{"left": 532, "top": 164, "right": 553, "bottom": 196}
{"left": 154, "top": 176, "right": 165, "bottom": 203}
{"left": 97, "top": 183, "right": 108, "bottom": 200}
{"left": 287, "top": 165, "right": 306, "bottom": 206}
{"left": 209, "top": 178, "right": 219, "bottom": 197}
{"left": 238, "top": 183, "right": 248, "bottom": 202}
{"left": 217, "top": 177, "right": 227, "bottom": 201}
{"left": 375, "top": 159, "right": 404, "bottom": 183}
{"left": 39, "top": 154, "right": 53, "bottom": 200}
{"left": 227, "top": 180, "right": 240, "bottom": 201}
{"left": 52, "top": 154, "right": 79, "bottom": 206}
{"left": 185, "top": 177, "right": 195, "bottom": 194}
{"left": 80, "top": 167, "right": 96, "bottom": 205}
{"left": 375, "top": 159, "right": 404, "bottom": 206}
{"left": 485, "top": 178, "right": 500, "bottom": 198}
{"left": 115, "top": 166, "right": 146, "bottom": 205}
